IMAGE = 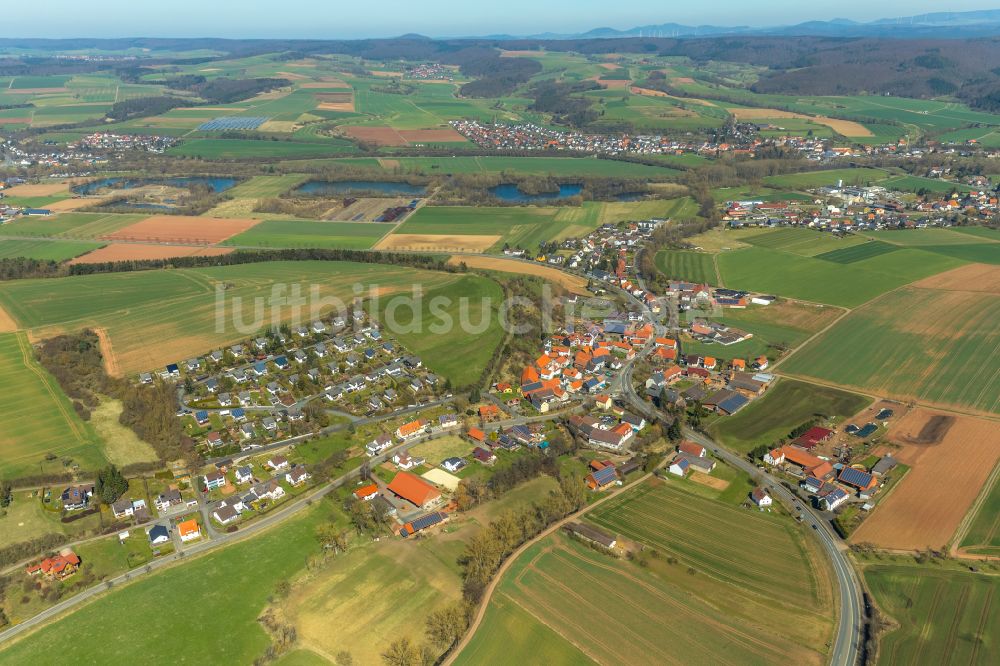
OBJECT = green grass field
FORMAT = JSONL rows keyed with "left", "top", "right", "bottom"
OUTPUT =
{"left": 168, "top": 138, "right": 356, "bottom": 159}
{"left": 0, "top": 261, "right": 463, "bottom": 376}
{"left": 0, "top": 239, "right": 102, "bottom": 261}
{"left": 782, "top": 286, "right": 1000, "bottom": 414}
{"left": 865, "top": 565, "right": 999, "bottom": 665}
{"left": 741, "top": 227, "right": 869, "bottom": 257}
{"left": 0, "top": 212, "right": 144, "bottom": 239}
{"left": 225, "top": 174, "right": 309, "bottom": 198}
{"left": 370, "top": 273, "right": 504, "bottom": 387}
{"left": 654, "top": 249, "right": 718, "bottom": 284}
{"left": 814, "top": 240, "right": 900, "bottom": 264}
{"left": 717, "top": 246, "right": 965, "bottom": 306}
{"left": 762, "top": 168, "right": 888, "bottom": 189}
{"left": 708, "top": 379, "right": 870, "bottom": 453}
{"left": 489, "top": 479, "right": 835, "bottom": 665}
{"left": 222, "top": 220, "right": 387, "bottom": 250}
{"left": 394, "top": 203, "right": 606, "bottom": 253}
{"left": 0, "top": 332, "right": 106, "bottom": 479}
{"left": 0, "top": 506, "right": 331, "bottom": 664}
{"left": 959, "top": 471, "right": 1000, "bottom": 556}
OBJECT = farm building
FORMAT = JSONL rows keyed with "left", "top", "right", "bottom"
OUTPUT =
{"left": 563, "top": 522, "right": 617, "bottom": 549}
{"left": 386, "top": 472, "right": 442, "bottom": 510}
{"left": 838, "top": 467, "right": 877, "bottom": 491}
{"left": 399, "top": 511, "right": 449, "bottom": 537}
{"left": 795, "top": 426, "right": 834, "bottom": 449}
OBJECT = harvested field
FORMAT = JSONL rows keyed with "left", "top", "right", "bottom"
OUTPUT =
{"left": 298, "top": 79, "right": 351, "bottom": 89}
{"left": 46, "top": 198, "right": 104, "bottom": 212}
{"left": 499, "top": 50, "right": 540, "bottom": 57}
{"left": 690, "top": 471, "right": 730, "bottom": 490}
{"left": 727, "top": 108, "right": 872, "bottom": 137}
{"left": 101, "top": 215, "right": 260, "bottom": 245}
{"left": 315, "top": 91, "right": 354, "bottom": 112}
{"left": 2, "top": 182, "right": 70, "bottom": 197}
{"left": 327, "top": 197, "right": 411, "bottom": 222}
{"left": 399, "top": 128, "right": 466, "bottom": 143}
{"left": 448, "top": 255, "right": 590, "bottom": 295}
{"left": 599, "top": 63, "right": 621, "bottom": 70}
{"left": 850, "top": 409, "right": 1000, "bottom": 550}
{"left": 68, "top": 243, "right": 234, "bottom": 265}
{"left": 911, "top": 262, "right": 1000, "bottom": 294}
{"left": 0, "top": 118, "right": 31, "bottom": 125}
{"left": 594, "top": 77, "right": 629, "bottom": 89}
{"left": 376, "top": 233, "right": 500, "bottom": 253}
{"left": 342, "top": 126, "right": 466, "bottom": 146}
{"left": 276, "top": 71, "right": 308, "bottom": 80}
{"left": 378, "top": 158, "right": 401, "bottom": 169}
{"left": 8, "top": 87, "right": 67, "bottom": 94}
{"left": 671, "top": 77, "right": 695, "bottom": 85}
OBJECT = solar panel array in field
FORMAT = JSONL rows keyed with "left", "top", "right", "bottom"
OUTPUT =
{"left": 198, "top": 117, "right": 269, "bottom": 131}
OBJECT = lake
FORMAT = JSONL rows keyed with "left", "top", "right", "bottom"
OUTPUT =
{"left": 73, "top": 176, "right": 238, "bottom": 195}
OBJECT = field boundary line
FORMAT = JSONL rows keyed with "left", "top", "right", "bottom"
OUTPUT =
{"left": 443, "top": 470, "right": 658, "bottom": 665}
{"left": 950, "top": 459, "right": 1000, "bottom": 555}
{"left": 15, "top": 331, "right": 86, "bottom": 443}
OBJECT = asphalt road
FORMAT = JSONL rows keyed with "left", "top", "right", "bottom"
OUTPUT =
{"left": 614, "top": 261, "right": 862, "bottom": 666}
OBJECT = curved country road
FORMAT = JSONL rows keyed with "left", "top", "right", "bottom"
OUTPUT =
{"left": 443, "top": 466, "right": 659, "bottom": 666}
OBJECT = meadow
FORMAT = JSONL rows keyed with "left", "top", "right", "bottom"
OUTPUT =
{"left": 0, "top": 239, "right": 102, "bottom": 261}
{"left": 782, "top": 286, "right": 1000, "bottom": 414}
{"left": 740, "top": 227, "right": 869, "bottom": 257}
{"left": 558, "top": 480, "right": 835, "bottom": 664}
{"left": 654, "top": 249, "right": 718, "bottom": 284}
{"left": 282, "top": 525, "right": 464, "bottom": 666}
{"left": 0, "top": 332, "right": 106, "bottom": 479}
{"left": 959, "top": 472, "right": 1000, "bottom": 556}
{"left": 865, "top": 565, "right": 999, "bottom": 665}
{"left": 716, "top": 246, "right": 965, "bottom": 306}
{"left": 762, "top": 167, "right": 888, "bottom": 189}
{"left": 222, "top": 220, "right": 387, "bottom": 250}
{"left": 708, "top": 379, "right": 870, "bottom": 453}
{"left": 370, "top": 274, "right": 505, "bottom": 387}
{"left": 0, "top": 261, "right": 466, "bottom": 377}
{"left": 0, "top": 507, "right": 331, "bottom": 664}
{"left": 0, "top": 212, "right": 144, "bottom": 239}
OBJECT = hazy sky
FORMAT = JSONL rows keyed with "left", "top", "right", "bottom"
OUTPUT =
{"left": 5, "top": 1, "right": 991, "bottom": 39}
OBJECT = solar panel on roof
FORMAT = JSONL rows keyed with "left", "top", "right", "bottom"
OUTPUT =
{"left": 839, "top": 467, "right": 874, "bottom": 487}
{"left": 594, "top": 467, "right": 617, "bottom": 483}
{"left": 409, "top": 511, "right": 447, "bottom": 531}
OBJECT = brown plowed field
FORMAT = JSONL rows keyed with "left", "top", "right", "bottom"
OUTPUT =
{"left": 68, "top": 243, "right": 234, "bottom": 265}
{"left": 343, "top": 126, "right": 466, "bottom": 146}
{"left": 850, "top": 408, "right": 1000, "bottom": 550}
{"left": 447, "top": 255, "right": 589, "bottom": 295}
{"left": 595, "top": 78, "right": 630, "bottom": 89}
{"left": 0, "top": 118, "right": 31, "bottom": 125}
{"left": 2, "top": 182, "right": 71, "bottom": 197}
{"left": 100, "top": 215, "right": 260, "bottom": 245}
{"left": 315, "top": 92, "right": 354, "bottom": 112}
{"left": 911, "top": 263, "right": 1000, "bottom": 294}
{"left": 376, "top": 234, "right": 500, "bottom": 253}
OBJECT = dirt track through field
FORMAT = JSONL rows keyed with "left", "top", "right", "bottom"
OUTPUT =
{"left": 447, "top": 255, "right": 590, "bottom": 295}
{"left": 850, "top": 409, "right": 1000, "bottom": 550}
{"left": 93, "top": 327, "right": 122, "bottom": 377}
{"left": 728, "top": 108, "right": 873, "bottom": 137}
{"left": 0, "top": 301, "right": 18, "bottom": 332}
{"left": 101, "top": 215, "right": 260, "bottom": 245}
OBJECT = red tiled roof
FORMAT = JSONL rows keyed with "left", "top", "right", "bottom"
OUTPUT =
{"left": 387, "top": 472, "right": 441, "bottom": 507}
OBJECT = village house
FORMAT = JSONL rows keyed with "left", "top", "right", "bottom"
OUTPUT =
{"left": 177, "top": 519, "right": 201, "bottom": 542}
{"left": 285, "top": 465, "right": 311, "bottom": 487}
{"left": 26, "top": 549, "right": 80, "bottom": 579}
{"left": 354, "top": 483, "right": 379, "bottom": 501}
{"left": 751, "top": 487, "right": 773, "bottom": 507}
{"left": 367, "top": 433, "right": 394, "bottom": 456}
{"left": 395, "top": 419, "right": 427, "bottom": 441}
{"left": 204, "top": 471, "right": 226, "bottom": 491}
{"left": 266, "top": 455, "right": 290, "bottom": 472}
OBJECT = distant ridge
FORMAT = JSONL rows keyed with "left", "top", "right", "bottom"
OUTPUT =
{"left": 501, "top": 8, "right": 1000, "bottom": 40}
